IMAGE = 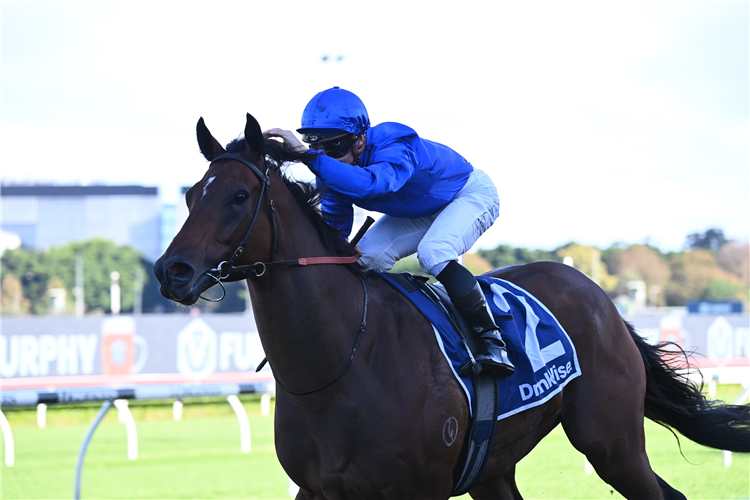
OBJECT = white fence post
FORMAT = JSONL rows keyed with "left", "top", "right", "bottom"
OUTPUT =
{"left": 721, "top": 383, "right": 750, "bottom": 468}
{"left": 1, "top": 380, "right": 274, "bottom": 496}
{"left": 0, "top": 410, "right": 15, "bottom": 467}
{"left": 227, "top": 395, "right": 251, "bottom": 453}
{"left": 173, "top": 400, "right": 183, "bottom": 421}
{"left": 260, "top": 393, "right": 271, "bottom": 417}
{"left": 114, "top": 399, "right": 138, "bottom": 460}
{"left": 288, "top": 477, "right": 299, "bottom": 498}
{"left": 37, "top": 403, "right": 47, "bottom": 428}
{"left": 583, "top": 455, "right": 593, "bottom": 475}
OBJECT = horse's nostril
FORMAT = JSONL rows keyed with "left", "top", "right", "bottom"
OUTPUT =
{"left": 169, "top": 263, "right": 186, "bottom": 276}
{"left": 165, "top": 261, "right": 194, "bottom": 285}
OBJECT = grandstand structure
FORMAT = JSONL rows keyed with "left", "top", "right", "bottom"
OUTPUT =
{"left": 1, "top": 185, "right": 162, "bottom": 262}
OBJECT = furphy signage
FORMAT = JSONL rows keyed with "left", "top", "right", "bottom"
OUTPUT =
{"left": 1, "top": 315, "right": 266, "bottom": 388}
{"left": 1, "top": 332, "right": 98, "bottom": 377}
{"left": 1, "top": 313, "right": 746, "bottom": 388}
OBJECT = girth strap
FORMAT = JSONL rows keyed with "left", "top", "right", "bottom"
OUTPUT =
{"left": 382, "top": 273, "right": 500, "bottom": 496}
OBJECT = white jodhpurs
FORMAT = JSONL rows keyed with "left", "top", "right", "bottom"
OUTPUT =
{"left": 357, "top": 169, "right": 499, "bottom": 276}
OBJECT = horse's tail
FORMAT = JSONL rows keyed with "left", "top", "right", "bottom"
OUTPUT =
{"left": 625, "top": 320, "right": 750, "bottom": 453}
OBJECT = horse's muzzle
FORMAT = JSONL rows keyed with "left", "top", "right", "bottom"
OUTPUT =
{"left": 153, "top": 256, "right": 205, "bottom": 305}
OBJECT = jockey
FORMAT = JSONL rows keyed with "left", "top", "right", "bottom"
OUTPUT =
{"left": 263, "top": 86, "right": 515, "bottom": 377}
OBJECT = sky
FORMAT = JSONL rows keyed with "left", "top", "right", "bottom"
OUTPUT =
{"left": 2, "top": 0, "right": 748, "bottom": 253}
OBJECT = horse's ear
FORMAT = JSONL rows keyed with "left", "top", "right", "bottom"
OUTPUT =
{"left": 244, "top": 113, "right": 264, "bottom": 156}
{"left": 197, "top": 117, "right": 226, "bottom": 161}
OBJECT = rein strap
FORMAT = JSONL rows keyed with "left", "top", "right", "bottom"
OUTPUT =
{"left": 298, "top": 256, "right": 360, "bottom": 265}
{"left": 217, "top": 255, "right": 360, "bottom": 283}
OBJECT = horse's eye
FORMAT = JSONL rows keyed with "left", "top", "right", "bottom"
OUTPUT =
{"left": 233, "top": 192, "right": 249, "bottom": 204}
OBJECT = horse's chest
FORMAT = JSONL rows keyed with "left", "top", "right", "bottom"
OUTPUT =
{"left": 278, "top": 432, "right": 394, "bottom": 498}
{"left": 276, "top": 402, "right": 459, "bottom": 499}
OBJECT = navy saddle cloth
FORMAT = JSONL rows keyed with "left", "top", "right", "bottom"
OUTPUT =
{"left": 381, "top": 273, "right": 582, "bottom": 420}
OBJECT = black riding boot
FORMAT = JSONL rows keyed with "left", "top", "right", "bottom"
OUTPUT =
{"left": 437, "top": 261, "right": 515, "bottom": 377}
{"left": 452, "top": 283, "right": 516, "bottom": 377}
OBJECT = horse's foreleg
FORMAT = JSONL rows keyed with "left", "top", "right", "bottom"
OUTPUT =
{"left": 469, "top": 466, "right": 523, "bottom": 500}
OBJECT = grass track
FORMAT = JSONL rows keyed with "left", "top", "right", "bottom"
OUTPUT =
{"left": 2, "top": 389, "right": 748, "bottom": 499}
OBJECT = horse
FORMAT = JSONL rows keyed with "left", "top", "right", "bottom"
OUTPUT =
{"left": 154, "top": 113, "right": 750, "bottom": 500}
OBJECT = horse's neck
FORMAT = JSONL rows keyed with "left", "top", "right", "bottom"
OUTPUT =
{"left": 249, "top": 264, "right": 365, "bottom": 390}
{"left": 246, "top": 185, "right": 365, "bottom": 388}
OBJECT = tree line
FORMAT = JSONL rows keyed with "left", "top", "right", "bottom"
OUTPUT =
{"left": 0, "top": 239, "right": 248, "bottom": 315}
{"left": 1, "top": 229, "right": 747, "bottom": 315}
{"left": 396, "top": 228, "right": 749, "bottom": 309}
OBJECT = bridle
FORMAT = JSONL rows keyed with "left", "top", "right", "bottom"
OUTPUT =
{"left": 201, "top": 152, "right": 359, "bottom": 299}
{"left": 199, "top": 152, "right": 275, "bottom": 296}
{"left": 199, "top": 152, "right": 366, "bottom": 395}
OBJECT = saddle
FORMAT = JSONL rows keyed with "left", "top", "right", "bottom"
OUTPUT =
{"left": 382, "top": 272, "right": 507, "bottom": 496}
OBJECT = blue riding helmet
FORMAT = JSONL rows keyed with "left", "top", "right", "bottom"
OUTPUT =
{"left": 297, "top": 87, "right": 370, "bottom": 139}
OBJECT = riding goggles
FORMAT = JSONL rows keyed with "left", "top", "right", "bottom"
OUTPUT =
{"left": 307, "top": 134, "right": 357, "bottom": 159}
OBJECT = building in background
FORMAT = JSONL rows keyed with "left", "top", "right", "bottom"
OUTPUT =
{"left": 1, "top": 185, "right": 162, "bottom": 262}
{"left": 160, "top": 204, "right": 177, "bottom": 254}
{"left": 0, "top": 229, "right": 22, "bottom": 256}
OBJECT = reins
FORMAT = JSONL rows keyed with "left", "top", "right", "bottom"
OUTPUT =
{"left": 200, "top": 152, "right": 369, "bottom": 395}
{"left": 274, "top": 273, "right": 368, "bottom": 395}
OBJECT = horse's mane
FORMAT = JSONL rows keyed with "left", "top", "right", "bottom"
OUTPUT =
{"left": 225, "top": 138, "right": 362, "bottom": 266}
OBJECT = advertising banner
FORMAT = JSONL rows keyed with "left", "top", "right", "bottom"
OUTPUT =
{"left": 1, "top": 313, "right": 271, "bottom": 391}
{"left": 1, "top": 312, "right": 748, "bottom": 391}
{"left": 622, "top": 313, "right": 749, "bottom": 385}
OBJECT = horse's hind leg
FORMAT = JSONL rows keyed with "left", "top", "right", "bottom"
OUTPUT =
{"left": 469, "top": 466, "right": 523, "bottom": 500}
{"left": 655, "top": 474, "right": 687, "bottom": 500}
{"left": 560, "top": 321, "right": 669, "bottom": 499}
{"left": 562, "top": 387, "right": 666, "bottom": 498}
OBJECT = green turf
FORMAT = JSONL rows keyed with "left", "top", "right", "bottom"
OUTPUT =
{"left": 1, "top": 388, "right": 748, "bottom": 499}
{"left": 2, "top": 397, "right": 291, "bottom": 500}
{"left": 506, "top": 419, "right": 750, "bottom": 500}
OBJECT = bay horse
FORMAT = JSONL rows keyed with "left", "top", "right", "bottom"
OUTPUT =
{"left": 154, "top": 114, "right": 750, "bottom": 500}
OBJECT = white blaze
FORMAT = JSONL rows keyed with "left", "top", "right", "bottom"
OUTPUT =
{"left": 201, "top": 176, "right": 216, "bottom": 200}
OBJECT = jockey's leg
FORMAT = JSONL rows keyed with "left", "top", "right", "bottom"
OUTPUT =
{"left": 418, "top": 169, "right": 513, "bottom": 377}
{"left": 437, "top": 261, "right": 515, "bottom": 377}
{"left": 357, "top": 214, "right": 435, "bottom": 272}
